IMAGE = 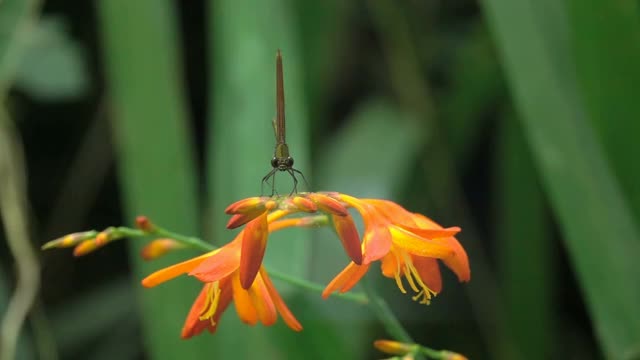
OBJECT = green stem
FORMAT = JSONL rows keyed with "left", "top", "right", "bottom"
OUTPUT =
{"left": 361, "top": 274, "right": 413, "bottom": 343}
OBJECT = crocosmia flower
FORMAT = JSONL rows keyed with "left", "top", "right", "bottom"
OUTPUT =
{"left": 141, "top": 211, "right": 306, "bottom": 337}
{"left": 322, "top": 194, "right": 470, "bottom": 304}
{"left": 224, "top": 194, "right": 363, "bottom": 289}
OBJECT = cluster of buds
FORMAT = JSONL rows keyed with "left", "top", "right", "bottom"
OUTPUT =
{"left": 224, "top": 192, "right": 364, "bottom": 289}
{"left": 374, "top": 339, "right": 468, "bottom": 360}
{"left": 42, "top": 229, "right": 116, "bottom": 257}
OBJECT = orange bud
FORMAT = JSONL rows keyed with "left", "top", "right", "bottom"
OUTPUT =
{"left": 94, "top": 232, "right": 109, "bottom": 246}
{"left": 225, "top": 197, "right": 267, "bottom": 214}
{"left": 441, "top": 351, "right": 468, "bottom": 360}
{"left": 42, "top": 231, "right": 96, "bottom": 250}
{"left": 306, "top": 193, "right": 349, "bottom": 216}
{"left": 332, "top": 214, "right": 363, "bottom": 265}
{"left": 240, "top": 212, "right": 269, "bottom": 289}
{"left": 292, "top": 196, "right": 318, "bottom": 212}
{"left": 141, "top": 238, "right": 184, "bottom": 260}
{"left": 226, "top": 208, "right": 267, "bottom": 229}
{"left": 73, "top": 240, "right": 100, "bottom": 256}
{"left": 373, "top": 339, "right": 415, "bottom": 355}
{"left": 136, "top": 216, "right": 156, "bottom": 232}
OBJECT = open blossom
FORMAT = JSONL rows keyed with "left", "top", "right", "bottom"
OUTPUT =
{"left": 141, "top": 212, "right": 305, "bottom": 338}
{"left": 322, "top": 195, "right": 470, "bottom": 304}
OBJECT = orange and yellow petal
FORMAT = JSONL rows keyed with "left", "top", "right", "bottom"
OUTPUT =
{"left": 362, "top": 223, "right": 392, "bottom": 264}
{"left": 322, "top": 262, "right": 370, "bottom": 298}
{"left": 248, "top": 272, "right": 278, "bottom": 326}
{"left": 231, "top": 272, "right": 259, "bottom": 325}
{"left": 389, "top": 226, "right": 455, "bottom": 259}
{"left": 189, "top": 239, "right": 241, "bottom": 283}
{"left": 181, "top": 280, "right": 233, "bottom": 339}
{"left": 413, "top": 214, "right": 470, "bottom": 282}
{"left": 412, "top": 255, "right": 442, "bottom": 293}
{"left": 260, "top": 268, "right": 302, "bottom": 331}
{"left": 331, "top": 214, "right": 363, "bottom": 265}
{"left": 142, "top": 251, "right": 215, "bottom": 288}
{"left": 364, "top": 199, "right": 418, "bottom": 228}
{"left": 240, "top": 212, "right": 269, "bottom": 289}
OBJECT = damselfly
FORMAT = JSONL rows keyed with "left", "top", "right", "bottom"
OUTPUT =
{"left": 261, "top": 50, "right": 308, "bottom": 195}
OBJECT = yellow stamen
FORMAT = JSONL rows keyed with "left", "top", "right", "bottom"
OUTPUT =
{"left": 392, "top": 251, "right": 407, "bottom": 293}
{"left": 199, "top": 282, "right": 222, "bottom": 325}
{"left": 393, "top": 250, "right": 438, "bottom": 305}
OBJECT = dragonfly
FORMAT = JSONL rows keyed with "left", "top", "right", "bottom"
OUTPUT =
{"left": 261, "top": 50, "right": 308, "bottom": 195}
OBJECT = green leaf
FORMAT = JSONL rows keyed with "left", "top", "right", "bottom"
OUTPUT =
{"left": 14, "top": 16, "right": 89, "bottom": 101}
{"left": 566, "top": 0, "right": 640, "bottom": 225}
{"left": 0, "top": 0, "right": 37, "bottom": 92}
{"left": 97, "top": 1, "right": 212, "bottom": 359}
{"left": 481, "top": 0, "right": 640, "bottom": 358}
{"left": 497, "top": 112, "right": 553, "bottom": 359}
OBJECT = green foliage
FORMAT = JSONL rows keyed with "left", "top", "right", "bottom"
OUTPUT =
{"left": 13, "top": 16, "right": 89, "bottom": 101}
{"left": 1, "top": 0, "right": 640, "bottom": 359}
{"left": 482, "top": 0, "right": 640, "bottom": 358}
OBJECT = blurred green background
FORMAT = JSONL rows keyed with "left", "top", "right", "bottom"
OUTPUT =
{"left": 1, "top": 0, "right": 640, "bottom": 359}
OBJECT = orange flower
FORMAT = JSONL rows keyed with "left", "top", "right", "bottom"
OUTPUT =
{"left": 323, "top": 195, "right": 470, "bottom": 304}
{"left": 224, "top": 194, "right": 362, "bottom": 289}
{"left": 141, "top": 212, "right": 305, "bottom": 338}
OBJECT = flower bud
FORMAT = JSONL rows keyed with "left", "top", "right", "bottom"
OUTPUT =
{"left": 291, "top": 196, "right": 318, "bottom": 212}
{"left": 141, "top": 238, "right": 184, "bottom": 260}
{"left": 42, "top": 231, "right": 96, "bottom": 250}
{"left": 374, "top": 339, "right": 415, "bottom": 356}
{"left": 136, "top": 216, "right": 156, "bottom": 232}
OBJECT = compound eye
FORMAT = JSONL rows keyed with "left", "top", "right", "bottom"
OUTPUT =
{"left": 286, "top": 157, "right": 294, "bottom": 167}
{"left": 271, "top": 157, "right": 278, "bottom": 168}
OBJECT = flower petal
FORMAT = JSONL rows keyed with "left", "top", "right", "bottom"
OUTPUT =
{"left": 189, "top": 239, "right": 241, "bottom": 282}
{"left": 412, "top": 255, "right": 442, "bottom": 293}
{"left": 322, "top": 262, "right": 370, "bottom": 298}
{"left": 248, "top": 273, "right": 277, "bottom": 326}
{"left": 231, "top": 272, "right": 258, "bottom": 325}
{"left": 437, "top": 237, "right": 470, "bottom": 282}
{"left": 332, "top": 214, "right": 363, "bottom": 265}
{"left": 181, "top": 280, "right": 233, "bottom": 339}
{"left": 142, "top": 251, "right": 214, "bottom": 288}
{"left": 364, "top": 199, "right": 418, "bottom": 227}
{"left": 398, "top": 225, "right": 461, "bottom": 239}
{"left": 389, "top": 226, "right": 455, "bottom": 258}
{"left": 240, "top": 212, "right": 269, "bottom": 289}
{"left": 260, "top": 268, "right": 303, "bottom": 331}
{"left": 363, "top": 223, "right": 392, "bottom": 264}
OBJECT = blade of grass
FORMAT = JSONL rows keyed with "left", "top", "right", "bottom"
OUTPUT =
{"left": 497, "top": 112, "right": 553, "bottom": 359}
{"left": 566, "top": 0, "right": 640, "bottom": 224}
{"left": 481, "top": 1, "right": 640, "bottom": 358}
{"left": 97, "top": 2, "right": 214, "bottom": 359}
